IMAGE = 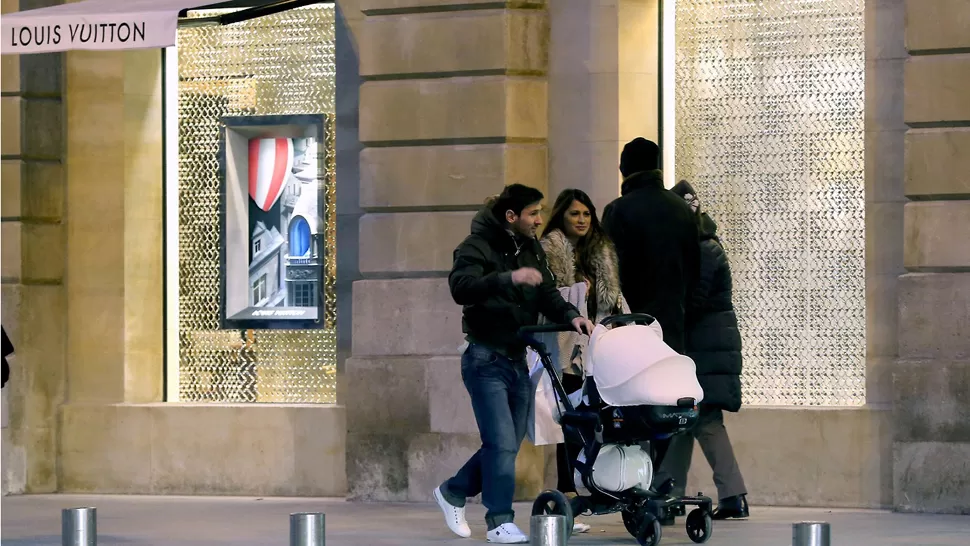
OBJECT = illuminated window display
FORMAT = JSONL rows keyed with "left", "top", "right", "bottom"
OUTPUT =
{"left": 171, "top": 5, "right": 337, "bottom": 403}
{"left": 672, "top": 0, "right": 866, "bottom": 406}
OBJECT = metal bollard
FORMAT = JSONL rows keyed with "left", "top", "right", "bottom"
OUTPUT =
{"left": 290, "top": 512, "right": 326, "bottom": 546}
{"left": 792, "top": 521, "right": 831, "bottom": 546}
{"left": 530, "top": 514, "right": 569, "bottom": 546}
{"left": 62, "top": 507, "right": 97, "bottom": 546}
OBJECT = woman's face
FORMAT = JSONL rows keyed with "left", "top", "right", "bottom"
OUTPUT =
{"left": 562, "top": 200, "right": 592, "bottom": 239}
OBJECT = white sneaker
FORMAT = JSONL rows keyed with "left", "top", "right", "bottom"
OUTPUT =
{"left": 487, "top": 523, "right": 529, "bottom": 544}
{"left": 573, "top": 522, "right": 591, "bottom": 534}
{"left": 433, "top": 487, "right": 471, "bottom": 538}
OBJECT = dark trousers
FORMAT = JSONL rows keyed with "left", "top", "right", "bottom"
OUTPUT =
{"left": 652, "top": 406, "right": 747, "bottom": 500}
{"left": 441, "top": 344, "right": 532, "bottom": 530}
{"left": 555, "top": 373, "right": 586, "bottom": 492}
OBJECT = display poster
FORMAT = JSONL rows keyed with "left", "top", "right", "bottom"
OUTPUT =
{"left": 219, "top": 115, "right": 328, "bottom": 330}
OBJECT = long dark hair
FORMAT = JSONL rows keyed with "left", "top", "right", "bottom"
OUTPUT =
{"left": 543, "top": 189, "right": 609, "bottom": 277}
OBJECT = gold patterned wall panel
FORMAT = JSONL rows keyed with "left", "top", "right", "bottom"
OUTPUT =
{"left": 674, "top": 0, "right": 865, "bottom": 406}
{"left": 176, "top": 6, "right": 337, "bottom": 403}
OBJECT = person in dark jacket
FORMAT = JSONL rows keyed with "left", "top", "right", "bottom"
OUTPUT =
{"left": 434, "top": 184, "right": 593, "bottom": 544}
{"left": 652, "top": 180, "right": 749, "bottom": 521}
{"left": 601, "top": 138, "right": 700, "bottom": 355}
{"left": 2, "top": 326, "right": 12, "bottom": 388}
{"left": 601, "top": 138, "right": 699, "bottom": 481}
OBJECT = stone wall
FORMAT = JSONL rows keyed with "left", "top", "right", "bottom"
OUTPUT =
{"left": 59, "top": 404, "right": 346, "bottom": 495}
{"left": 893, "top": 0, "right": 970, "bottom": 514}
{"left": 547, "top": 0, "right": 659, "bottom": 205}
{"left": 1, "top": 0, "right": 967, "bottom": 511}
{"left": 342, "top": 0, "right": 901, "bottom": 509}
{"left": 2, "top": 2, "right": 348, "bottom": 496}
{"left": 1, "top": 0, "right": 67, "bottom": 495}
{"left": 345, "top": 0, "right": 551, "bottom": 501}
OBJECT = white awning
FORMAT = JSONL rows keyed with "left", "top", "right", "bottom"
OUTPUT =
{"left": 3, "top": 0, "right": 232, "bottom": 55}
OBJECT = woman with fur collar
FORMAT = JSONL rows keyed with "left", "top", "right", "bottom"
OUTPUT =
{"left": 539, "top": 189, "right": 628, "bottom": 503}
{"left": 541, "top": 189, "right": 628, "bottom": 334}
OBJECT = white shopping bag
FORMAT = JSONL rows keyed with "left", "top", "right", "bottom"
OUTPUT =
{"left": 526, "top": 349, "right": 565, "bottom": 446}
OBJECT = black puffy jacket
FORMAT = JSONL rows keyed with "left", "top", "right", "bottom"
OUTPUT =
{"left": 685, "top": 214, "right": 743, "bottom": 412}
{"left": 450, "top": 208, "right": 580, "bottom": 357}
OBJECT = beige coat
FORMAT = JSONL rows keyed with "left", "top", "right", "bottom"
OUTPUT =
{"left": 539, "top": 229, "right": 629, "bottom": 376}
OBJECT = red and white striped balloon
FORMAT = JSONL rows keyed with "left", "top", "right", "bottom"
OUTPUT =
{"left": 248, "top": 137, "right": 294, "bottom": 212}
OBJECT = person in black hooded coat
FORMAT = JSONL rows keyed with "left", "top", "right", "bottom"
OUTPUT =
{"left": 652, "top": 181, "right": 750, "bottom": 521}
{"left": 675, "top": 182, "right": 743, "bottom": 413}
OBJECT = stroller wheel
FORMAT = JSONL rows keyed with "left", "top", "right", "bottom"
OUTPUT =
{"left": 531, "top": 490, "right": 574, "bottom": 532}
{"left": 685, "top": 508, "right": 713, "bottom": 544}
{"left": 636, "top": 513, "right": 662, "bottom": 546}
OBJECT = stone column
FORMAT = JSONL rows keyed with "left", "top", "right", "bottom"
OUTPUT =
{"left": 334, "top": 0, "right": 364, "bottom": 404}
{"left": 63, "top": 50, "right": 164, "bottom": 405}
{"left": 548, "top": 0, "right": 659, "bottom": 206}
{"left": 865, "top": 0, "right": 907, "bottom": 406}
{"left": 347, "top": 0, "right": 550, "bottom": 501}
{"left": 894, "top": 0, "right": 970, "bottom": 514}
{"left": 1, "top": 0, "right": 68, "bottom": 494}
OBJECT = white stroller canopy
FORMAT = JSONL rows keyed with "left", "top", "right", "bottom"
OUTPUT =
{"left": 587, "top": 323, "right": 704, "bottom": 407}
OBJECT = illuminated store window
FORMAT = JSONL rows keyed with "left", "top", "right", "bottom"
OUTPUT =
{"left": 669, "top": 0, "right": 866, "bottom": 406}
{"left": 166, "top": 5, "right": 337, "bottom": 403}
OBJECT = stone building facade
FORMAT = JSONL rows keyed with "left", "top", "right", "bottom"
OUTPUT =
{"left": 1, "top": 0, "right": 968, "bottom": 514}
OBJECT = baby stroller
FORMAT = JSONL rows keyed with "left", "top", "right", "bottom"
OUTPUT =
{"left": 520, "top": 314, "right": 714, "bottom": 546}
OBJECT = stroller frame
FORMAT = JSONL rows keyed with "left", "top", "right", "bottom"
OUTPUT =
{"left": 521, "top": 314, "right": 714, "bottom": 546}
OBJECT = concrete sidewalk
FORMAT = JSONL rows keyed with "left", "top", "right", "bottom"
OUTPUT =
{"left": 2, "top": 495, "right": 967, "bottom": 545}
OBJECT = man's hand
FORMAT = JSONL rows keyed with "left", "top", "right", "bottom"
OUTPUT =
{"left": 511, "top": 267, "right": 543, "bottom": 287}
{"left": 572, "top": 316, "right": 594, "bottom": 336}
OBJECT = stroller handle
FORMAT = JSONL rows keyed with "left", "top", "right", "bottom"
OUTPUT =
{"left": 517, "top": 323, "right": 577, "bottom": 336}
{"left": 598, "top": 313, "right": 656, "bottom": 328}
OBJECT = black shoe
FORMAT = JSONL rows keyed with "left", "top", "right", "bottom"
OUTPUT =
{"left": 654, "top": 478, "right": 676, "bottom": 496}
{"left": 711, "top": 494, "right": 749, "bottom": 520}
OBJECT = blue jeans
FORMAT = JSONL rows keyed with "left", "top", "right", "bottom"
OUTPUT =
{"left": 440, "top": 344, "right": 532, "bottom": 530}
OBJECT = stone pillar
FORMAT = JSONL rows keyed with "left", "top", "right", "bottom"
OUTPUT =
{"left": 894, "top": 0, "right": 970, "bottom": 514}
{"left": 347, "top": 0, "right": 550, "bottom": 501}
{"left": 63, "top": 50, "right": 164, "bottom": 405}
{"left": 548, "top": 0, "right": 659, "bottom": 206}
{"left": 335, "top": 0, "right": 363, "bottom": 404}
{"left": 1, "top": 0, "right": 68, "bottom": 494}
{"left": 865, "top": 0, "right": 907, "bottom": 406}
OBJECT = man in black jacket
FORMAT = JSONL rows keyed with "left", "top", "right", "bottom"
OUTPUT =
{"left": 602, "top": 138, "right": 699, "bottom": 355}
{"left": 434, "top": 184, "right": 592, "bottom": 544}
{"left": 601, "top": 139, "right": 699, "bottom": 513}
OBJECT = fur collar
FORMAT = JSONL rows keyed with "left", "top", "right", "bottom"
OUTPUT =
{"left": 540, "top": 229, "right": 623, "bottom": 317}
